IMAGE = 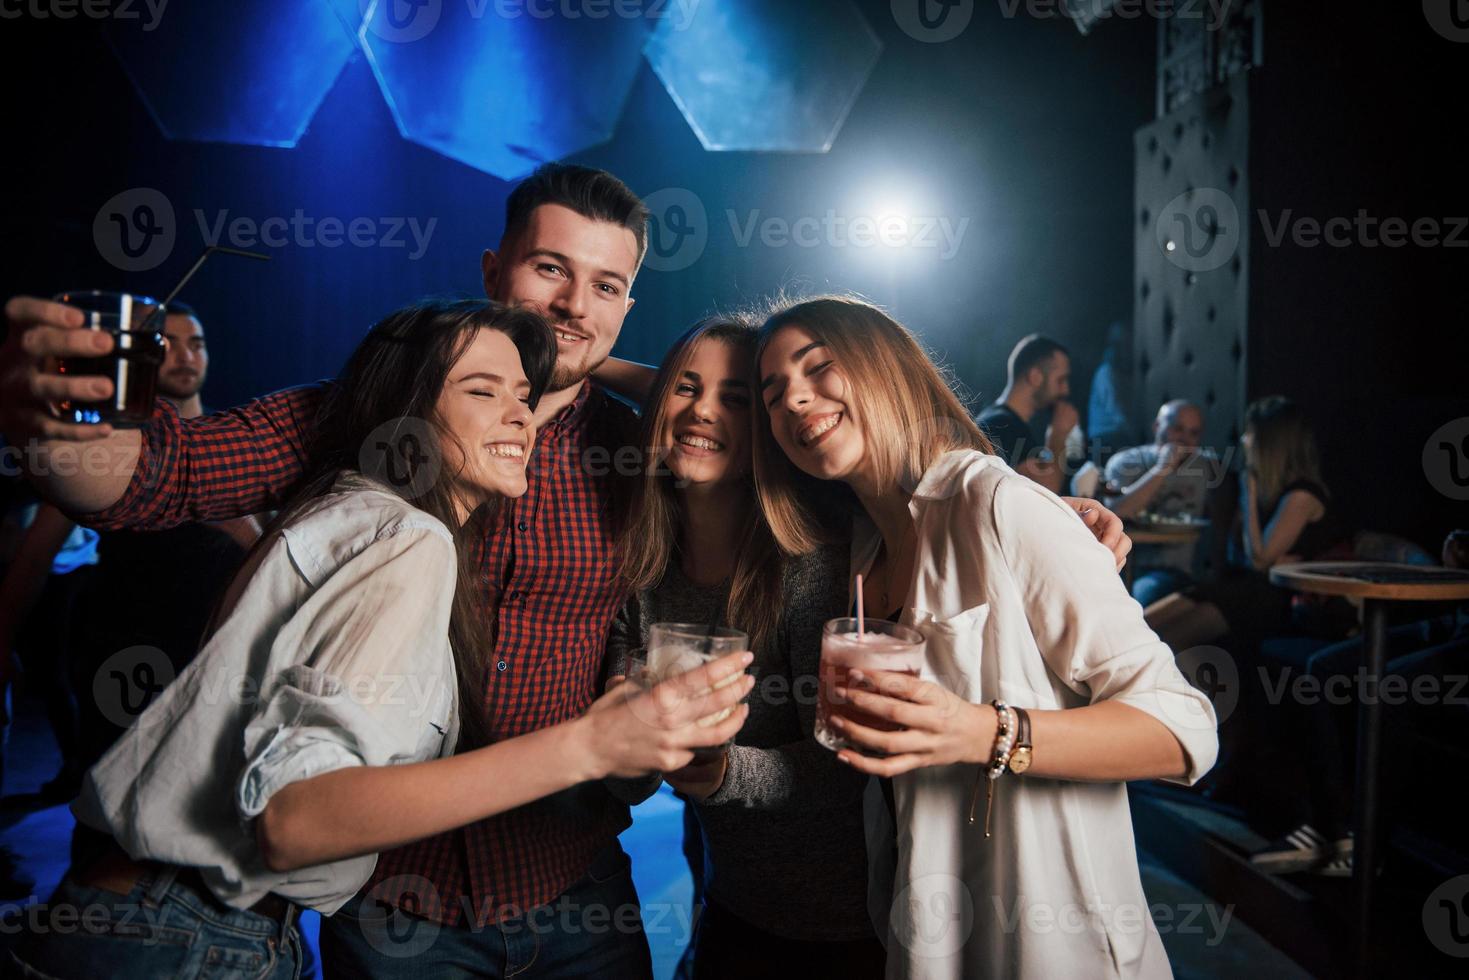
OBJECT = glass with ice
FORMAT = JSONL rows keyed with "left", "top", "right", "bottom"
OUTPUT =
{"left": 815, "top": 617, "right": 926, "bottom": 754}
{"left": 628, "top": 623, "right": 749, "bottom": 764}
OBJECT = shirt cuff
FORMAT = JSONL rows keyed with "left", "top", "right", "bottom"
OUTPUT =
{"left": 77, "top": 397, "right": 179, "bottom": 530}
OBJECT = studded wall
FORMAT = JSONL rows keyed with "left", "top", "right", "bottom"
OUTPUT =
{"left": 1133, "top": 74, "right": 1251, "bottom": 451}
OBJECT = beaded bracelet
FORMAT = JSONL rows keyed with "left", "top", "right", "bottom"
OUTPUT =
{"left": 967, "top": 700, "right": 1017, "bottom": 837}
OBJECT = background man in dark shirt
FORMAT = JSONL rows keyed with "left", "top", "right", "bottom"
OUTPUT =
{"left": 976, "top": 334, "right": 1077, "bottom": 493}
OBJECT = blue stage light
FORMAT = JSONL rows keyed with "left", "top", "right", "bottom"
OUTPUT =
{"left": 644, "top": 0, "right": 882, "bottom": 153}
{"left": 103, "top": 1, "right": 359, "bottom": 148}
{"left": 359, "top": 0, "right": 648, "bottom": 180}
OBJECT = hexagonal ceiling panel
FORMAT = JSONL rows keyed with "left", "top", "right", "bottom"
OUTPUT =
{"left": 104, "top": 0, "right": 358, "bottom": 147}
{"left": 360, "top": 0, "right": 648, "bottom": 179}
{"left": 645, "top": 0, "right": 882, "bottom": 153}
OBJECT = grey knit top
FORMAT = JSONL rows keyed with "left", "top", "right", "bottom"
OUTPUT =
{"left": 606, "top": 542, "right": 874, "bottom": 942}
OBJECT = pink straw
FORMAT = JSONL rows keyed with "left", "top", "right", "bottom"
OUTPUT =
{"left": 855, "top": 573, "right": 865, "bottom": 637}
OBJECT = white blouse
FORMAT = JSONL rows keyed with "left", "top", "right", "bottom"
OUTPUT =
{"left": 73, "top": 472, "right": 460, "bottom": 914}
{"left": 853, "top": 451, "right": 1218, "bottom": 979}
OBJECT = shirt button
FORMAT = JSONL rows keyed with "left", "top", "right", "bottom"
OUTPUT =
{"left": 497, "top": 661, "right": 508, "bottom": 672}
{"left": 517, "top": 521, "right": 528, "bottom": 532}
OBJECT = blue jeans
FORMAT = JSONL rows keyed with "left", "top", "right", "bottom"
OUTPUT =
{"left": 318, "top": 844, "right": 652, "bottom": 979}
{"left": 5, "top": 866, "right": 302, "bottom": 979}
{"left": 1131, "top": 567, "right": 1192, "bottom": 608}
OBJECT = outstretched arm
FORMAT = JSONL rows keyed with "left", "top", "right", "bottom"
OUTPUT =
{"left": 592, "top": 356, "right": 657, "bottom": 407}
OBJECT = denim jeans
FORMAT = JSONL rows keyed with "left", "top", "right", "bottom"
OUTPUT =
{"left": 5, "top": 866, "right": 302, "bottom": 979}
{"left": 318, "top": 844, "right": 653, "bottom": 979}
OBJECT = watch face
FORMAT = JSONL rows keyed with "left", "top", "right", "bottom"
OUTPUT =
{"left": 1009, "top": 747, "right": 1032, "bottom": 774}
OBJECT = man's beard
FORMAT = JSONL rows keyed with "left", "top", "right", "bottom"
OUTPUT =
{"left": 548, "top": 349, "right": 608, "bottom": 393}
{"left": 159, "top": 374, "right": 203, "bottom": 400}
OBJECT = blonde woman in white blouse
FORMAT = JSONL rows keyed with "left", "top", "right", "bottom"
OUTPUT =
{"left": 752, "top": 296, "right": 1219, "bottom": 980}
{"left": 9, "top": 300, "right": 752, "bottom": 980}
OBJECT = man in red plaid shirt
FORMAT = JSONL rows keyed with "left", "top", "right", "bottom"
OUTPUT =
{"left": 2, "top": 165, "right": 1133, "bottom": 978}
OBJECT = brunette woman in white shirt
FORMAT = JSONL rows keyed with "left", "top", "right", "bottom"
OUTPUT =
{"left": 752, "top": 296, "right": 1219, "bottom": 979}
{"left": 8, "top": 299, "right": 751, "bottom": 980}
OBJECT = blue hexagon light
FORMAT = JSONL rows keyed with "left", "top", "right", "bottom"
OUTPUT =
{"left": 360, "top": 0, "right": 648, "bottom": 180}
{"left": 645, "top": 0, "right": 883, "bottom": 153}
{"left": 103, "top": 0, "right": 359, "bottom": 147}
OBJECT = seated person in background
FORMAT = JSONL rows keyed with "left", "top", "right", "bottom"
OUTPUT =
{"left": 1145, "top": 396, "right": 1342, "bottom": 652}
{"left": 1087, "top": 320, "right": 1137, "bottom": 463}
{"left": 976, "top": 334, "right": 1078, "bottom": 494}
{"left": 1105, "top": 400, "right": 1220, "bottom": 606}
{"left": 1250, "top": 530, "right": 1469, "bottom": 877}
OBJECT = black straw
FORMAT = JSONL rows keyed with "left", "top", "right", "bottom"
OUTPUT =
{"left": 139, "top": 245, "right": 271, "bottom": 331}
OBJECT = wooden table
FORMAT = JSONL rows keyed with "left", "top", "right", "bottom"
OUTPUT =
{"left": 1121, "top": 521, "right": 1207, "bottom": 589}
{"left": 1269, "top": 561, "right": 1469, "bottom": 976}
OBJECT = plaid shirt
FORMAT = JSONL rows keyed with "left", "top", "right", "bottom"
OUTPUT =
{"left": 86, "top": 382, "right": 640, "bottom": 925}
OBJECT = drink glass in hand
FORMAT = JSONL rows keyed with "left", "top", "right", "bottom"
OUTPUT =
{"left": 815, "top": 617, "right": 926, "bottom": 755}
{"left": 50, "top": 290, "right": 167, "bottom": 427}
{"left": 628, "top": 623, "right": 749, "bottom": 764}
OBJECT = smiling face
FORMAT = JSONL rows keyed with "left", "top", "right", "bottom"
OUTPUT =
{"left": 759, "top": 324, "right": 869, "bottom": 485}
{"left": 660, "top": 337, "right": 753, "bottom": 489}
{"left": 482, "top": 203, "right": 639, "bottom": 393}
{"left": 436, "top": 328, "right": 537, "bottom": 515}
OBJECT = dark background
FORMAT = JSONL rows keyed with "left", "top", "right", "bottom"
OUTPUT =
{"left": 2, "top": 1, "right": 1463, "bottom": 550}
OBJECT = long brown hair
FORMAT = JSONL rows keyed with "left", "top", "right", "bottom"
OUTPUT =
{"left": 1244, "top": 395, "right": 1325, "bottom": 512}
{"left": 618, "top": 315, "right": 784, "bottom": 655}
{"left": 752, "top": 295, "right": 994, "bottom": 555}
{"left": 228, "top": 299, "right": 556, "bottom": 750}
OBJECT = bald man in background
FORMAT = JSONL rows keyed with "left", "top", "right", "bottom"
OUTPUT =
{"left": 1105, "top": 400, "right": 1221, "bottom": 606}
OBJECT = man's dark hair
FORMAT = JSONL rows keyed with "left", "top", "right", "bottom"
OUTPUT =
{"left": 164, "top": 299, "right": 198, "bottom": 320}
{"left": 1007, "top": 334, "right": 1069, "bottom": 385}
{"left": 503, "top": 163, "right": 650, "bottom": 270}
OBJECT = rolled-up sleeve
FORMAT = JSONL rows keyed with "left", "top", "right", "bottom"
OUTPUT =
{"left": 235, "top": 523, "right": 459, "bottom": 821}
{"left": 992, "top": 475, "right": 1219, "bottom": 784}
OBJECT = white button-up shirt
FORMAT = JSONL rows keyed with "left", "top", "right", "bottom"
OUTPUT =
{"left": 854, "top": 451, "right": 1218, "bottom": 979}
{"left": 73, "top": 472, "right": 460, "bottom": 914}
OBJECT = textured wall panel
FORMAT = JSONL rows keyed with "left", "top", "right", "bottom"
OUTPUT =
{"left": 1134, "top": 74, "right": 1250, "bottom": 453}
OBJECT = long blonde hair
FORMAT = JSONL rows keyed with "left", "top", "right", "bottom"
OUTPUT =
{"left": 617, "top": 315, "right": 784, "bottom": 654}
{"left": 752, "top": 295, "right": 994, "bottom": 556}
{"left": 1245, "top": 395, "right": 1326, "bottom": 511}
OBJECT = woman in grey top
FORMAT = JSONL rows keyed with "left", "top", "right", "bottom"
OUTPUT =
{"left": 9, "top": 300, "right": 751, "bottom": 980}
{"left": 608, "top": 315, "right": 884, "bottom": 978}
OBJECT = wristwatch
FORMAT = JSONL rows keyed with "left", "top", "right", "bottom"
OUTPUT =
{"left": 1008, "top": 706, "right": 1033, "bottom": 774}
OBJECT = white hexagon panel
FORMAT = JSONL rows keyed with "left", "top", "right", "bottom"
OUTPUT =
{"left": 103, "top": 0, "right": 359, "bottom": 147}
{"left": 645, "top": 0, "right": 883, "bottom": 153}
{"left": 359, "top": 0, "right": 649, "bottom": 179}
